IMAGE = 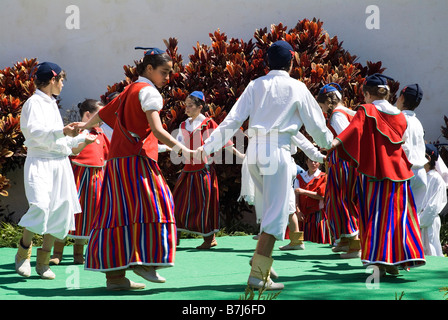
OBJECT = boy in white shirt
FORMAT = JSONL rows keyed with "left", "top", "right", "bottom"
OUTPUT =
{"left": 419, "top": 144, "right": 447, "bottom": 256}
{"left": 16, "top": 62, "right": 91, "bottom": 280}
{"left": 195, "top": 41, "right": 333, "bottom": 290}
{"left": 397, "top": 84, "right": 427, "bottom": 213}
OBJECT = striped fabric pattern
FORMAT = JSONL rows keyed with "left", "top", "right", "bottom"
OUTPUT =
{"left": 173, "top": 166, "right": 220, "bottom": 237}
{"left": 69, "top": 164, "right": 104, "bottom": 239}
{"left": 326, "top": 149, "right": 360, "bottom": 242}
{"left": 356, "top": 174, "right": 426, "bottom": 268}
{"left": 300, "top": 210, "right": 332, "bottom": 244}
{"left": 85, "top": 156, "right": 176, "bottom": 271}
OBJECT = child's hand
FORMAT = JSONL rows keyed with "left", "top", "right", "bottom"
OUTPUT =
{"left": 84, "top": 134, "right": 98, "bottom": 145}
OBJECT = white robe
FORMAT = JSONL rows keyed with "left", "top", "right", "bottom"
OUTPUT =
{"left": 19, "top": 90, "right": 85, "bottom": 239}
{"left": 418, "top": 169, "right": 447, "bottom": 256}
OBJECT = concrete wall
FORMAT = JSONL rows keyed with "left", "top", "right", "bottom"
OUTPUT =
{"left": 1, "top": 0, "right": 448, "bottom": 217}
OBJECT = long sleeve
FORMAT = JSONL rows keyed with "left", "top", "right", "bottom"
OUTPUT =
{"left": 20, "top": 92, "right": 73, "bottom": 158}
{"left": 291, "top": 131, "right": 325, "bottom": 163}
{"left": 419, "top": 171, "right": 448, "bottom": 228}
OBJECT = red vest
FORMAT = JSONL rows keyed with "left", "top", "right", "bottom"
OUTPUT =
{"left": 99, "top": 82, "right": 160, "bottom": 161}
{"left": 328, "top": 108, "right": 355, "bottom": 137}
{"left": 180, "top": 117, "right": 217, "bottom": 171}
{"left": 297, "top": 172, "right": 327, "bottom": 215}
{"left": 70, "top": 127, "right": 110, "bottom": 167}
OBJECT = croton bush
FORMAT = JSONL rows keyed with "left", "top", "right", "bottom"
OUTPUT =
{"left": 0, "top": 58, "right": 37, "bottom": 198}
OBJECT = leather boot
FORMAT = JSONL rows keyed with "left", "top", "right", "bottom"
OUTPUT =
{"left": 106, "top": 270, "right": 146, "bottom": 291}
{"left": 279, "top": 231, "right": 305, "bottom": 250}
{"left": 340, "top": 238, "right": 361, "bottom": 259}
{"left": 133, "top": 265, "right": 166, "bottom": 283}
{"left": 36, "top": 248, "right": 55, "bottom": 279}
{"left": 49, "top": 240, "right": 65, "bottom": 265}
{"left": 15, "top": 240, "right": 32, "bottom": 277}
{"left": 247, "top": 253, "right": 284, "bottom": 291}
{"left": 73, "top": 244, "right": 85, "bottom": 265}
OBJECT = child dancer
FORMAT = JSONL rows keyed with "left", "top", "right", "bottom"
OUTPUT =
{"left": 173, "top": 91, "right": 240, "bottom": 249}
{"left": 418, "top": 144, "right": 447, "bottom": 256}
{"left": 50, "top": 99, "right": 110, "bottom": 265}
{"left": 316, "top": 83, "right": 361, "bottom": 258}
{"left": 294, "top": 157, "right": 331, "bottom": 244}
{"left": 77, "top": 47, "right": 192, "bottom": 290}
{"left": 396, "top": 84, "right": 427, "bottom": 213}
{"left": 332, "top": 73, "right": 426, "bottom": 276}
{"left": 195, "top": 41, "right": 333, "bottom": 290}
{"left": 16, "top": 62, "right": 90, "bottom": 279}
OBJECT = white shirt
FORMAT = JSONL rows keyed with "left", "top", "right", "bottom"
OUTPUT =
{"left": 20, "top": 90, "right": 86, "bottom": 158}
{"left": 330, "top": 105, "right": 356, "bottom": 135}
{"left": 176, "top": 114, "right": 206, "bottom": 145}
{"left": 296, "top": 168, "right": 322, "bottom": 185}
{"left": 401, "top": 110, "right": 427, "bottom": 168}
{"left": 203, "top": 70, "right": 333, "bottom": 155}
{"left": 419, "top": 169, "right": 447, "bottom": 227}
{"left": 136, "top": 76, "right": 163, "bottom": 112}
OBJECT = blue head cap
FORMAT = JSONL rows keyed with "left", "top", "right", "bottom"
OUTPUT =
{"left": 319, "top": 83, "right": 342, "bottom": 99}
{"left": 135, "top": 47, "right": 166, "bottom": 56}
{"left": 364, "top": 73, "right": 394, "bottom": 88}
{"left": 35, "top": 62, "right": 62, "bottom": 82}
{"left": 401, "top": 84, "right": 423, "bottom": 104}
{"left": 267, "top": 40, "right": 295, "bottom": 69}
{"left": 189, "top": 91, "right": 205, "bottom": 101}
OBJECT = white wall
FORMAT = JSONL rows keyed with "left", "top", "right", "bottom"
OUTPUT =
{"left": 1, "top": 0, "right": 448, "bottom": 216}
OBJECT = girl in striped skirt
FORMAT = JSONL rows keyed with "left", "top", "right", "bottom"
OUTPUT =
{"left": 316, "top": 83, "right": 361, "bottom": 258}
{"left": 294, "top": 157, "right": 331, "bottom": 244}
{"left": 50, "top": 99, "right": 110, "bottom": 265}
{"left": 76, "top": 47, "right": 193, "bottom": 290}
{"left": 173, "top": 91, "right": 240, "bottom": 249}
{"left": 332, "top": 74, "right": 425, "bottom": 276}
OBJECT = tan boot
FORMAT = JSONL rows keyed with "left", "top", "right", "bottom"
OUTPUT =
{"left": 73, "top": 244, "right": 85, "bottom": 265}
{"left": 247, "top": 253, "right": 284, "bottom": 291}
{"left": 340, "top": 239, "right": 361, "bottom": 259}
{"left": 332, "top": 237, "right": 350, "bottom": 253}
{"left": 106, "top": 270, "right": 146, "bottom": 291}
{"left": 49, "top": 240, "right": 65, "bottom": 265}
{"left": 279, "top": 231, "right": 305, "bottom": 250}
{"left": 15, "top": 240, "right": 32, "bottom": 277}
{"left": 36, "top": 248, "right": 55, "bottom": 280}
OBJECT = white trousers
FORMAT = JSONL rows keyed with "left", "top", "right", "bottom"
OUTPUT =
{"left": 19, "top": 156, "right": 80, "bottom": 240}
{"left": 246, "top": 138, "right": 292, "bottom": 240}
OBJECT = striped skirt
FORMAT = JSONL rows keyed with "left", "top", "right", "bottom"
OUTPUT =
{"left": 85, "top": 156, "right": 176, "bottom": 272}
{"left": 172, "top": 166, "right": 220, "bottom": 237}
{"left": 69, "top": 165, "right": 104, "bottom": 239}
{"left": 356, "top": 174, "right": 425, "bottom": 268}
{"left": 326, "top": 149, "right": 360, "bottom": 242}
{"left": 299, "top": 210, "right": 332, "bottom": 244}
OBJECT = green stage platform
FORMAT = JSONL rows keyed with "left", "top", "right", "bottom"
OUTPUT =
{"left": 0, "top": 235, "right": 447, "bottom": 302}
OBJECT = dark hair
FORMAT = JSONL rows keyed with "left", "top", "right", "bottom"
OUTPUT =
{"left": 316, "top": 91, "right": 341, "bottom": 116}
{"left": 78, "top": 99, "right": 104, "bottom": 118}
{"left": 400, "top": 92, "right": 421, "bottom": 111}
{"left": 35, "top": 70, "right": 66, "bottom": 89}
{"left": 186, "top": 95, "right": 208, "bottom": 113}
{"left": 135, "top": 53, "right": 172, "bottom": 76}
{"left": 362, "top": 85, "right": 390, "bottom": 101}
{"left": 268, "top": 59, "right": 292, "bottom": 71}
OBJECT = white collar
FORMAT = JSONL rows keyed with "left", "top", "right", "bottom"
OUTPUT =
{"left": 35, "top": 89, "right": 57, "bottom": 103}
{"left": 267, "top": 70, "right": 290, "bottom": 77}
{"left": 136, "top": 76, "right": 156, "bottom": 88}
{"left": 372, "top": 100, "right": 401, "bottom": 115}
{"left": 401, "top": 109, "right": 416, "bottom": 117}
